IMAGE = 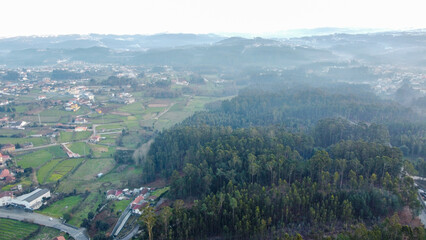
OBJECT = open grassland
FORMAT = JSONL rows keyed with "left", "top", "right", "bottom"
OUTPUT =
{"left": 59, "top": 131, "right": 73, "bottom": 142}
{"left": 38, "top": 195, "right": 82, "bottom": 218}
{"left": 90, "top": 144, "right": 115, "bottom": 158}
{"left": 0, "top": 136, "right": 49, "bottom": 146}
{"left": 68, "top": 142, "right": 90, "bottom": 156}
{"left": 16, "top": 146, "right": 66, "bottom": 169}
{"left": 0, "top": 218, "right": 39, "bottom": 240}
{"left": 67, "top": 158, "right": 115, "bottom": 182}
{"left": 17, "top": 149, "right": 53, "bottom": 169}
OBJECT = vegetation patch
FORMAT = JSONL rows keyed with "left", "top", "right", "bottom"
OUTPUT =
{"left": 0, "top": 218, "right": 39, "bottom": 240}
{"left": 38, "top": 195, "right": 83, "bottom": 218}
{"left": 17, "top": 149, "right": 53, "bottom": 169}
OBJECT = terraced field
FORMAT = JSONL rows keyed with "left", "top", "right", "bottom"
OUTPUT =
{"left": 0, "top": 218, "right": 39, "bottom": 240}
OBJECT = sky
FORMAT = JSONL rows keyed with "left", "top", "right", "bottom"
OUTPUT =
{"left": 0, "top": 0, "right": 425, "bottom": 37}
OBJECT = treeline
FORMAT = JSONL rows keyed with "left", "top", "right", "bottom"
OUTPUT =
{"left": 183, "top": 88, "right": 417, "bottom": 129}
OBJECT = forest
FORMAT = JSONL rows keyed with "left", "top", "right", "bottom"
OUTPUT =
{"left": 138, "top": 86, "right": 426, "bottom": 239}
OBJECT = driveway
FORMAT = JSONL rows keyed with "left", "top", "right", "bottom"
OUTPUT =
{"left": 0, "top": 207, "right": 88, "bottom": 240}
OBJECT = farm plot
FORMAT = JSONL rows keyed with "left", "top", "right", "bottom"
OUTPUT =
{"left": 17, "top": 149, "right": 53, "bottom": 169}
{"left": 47, "top": 159, "right": 83, "bottom": 183}
{"left": 0, "top": 218, "right": 39, "bottom": 240}
{"left": 38, "top": 195, "right": 82, "bottom": 218}
{"left": 68, "top": 142, "right": 90, "bottom": 156}
{"left": 37, "top": 158, "right": 83, "bottom": 184}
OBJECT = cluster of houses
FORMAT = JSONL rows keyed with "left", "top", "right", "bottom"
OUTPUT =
{"left": 1, "top": 120, "right": 30, "bottom": 130}
{"left": 106, "top": 187, "right": 158, "bottom": 215}
{"left": 109, "top": 92, "right": 135, "bottom": 104}
{"left": 0, "top": 188, "right": 51, "bottom": 210}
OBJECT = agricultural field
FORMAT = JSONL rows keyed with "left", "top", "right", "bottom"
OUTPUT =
{"left": 68, "top": 142, "right": 90, "bottom": 156}
{"left": 37, "top": 158, "right": 83, "bottom": 184}
{"left": 0, "top": 136, "right": 49, "bottom": 147}
{"left": 89, "top": 144, "right": 115, "bottom": 158}
{"left": 0, "top": 218, "right": 39, "bottom": 240}
{"left": 16, "top": 149, "right": 53, "bottom": 169}
{"left": 38, "top": 195, "right": 82, "bottom": 218}
{"left": 59, "top": 131, "right": 92, "bottom": 143}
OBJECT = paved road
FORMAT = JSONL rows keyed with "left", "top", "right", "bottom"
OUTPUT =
{"left": 420, "top": 210, "right": 426, "bottom": 227}
{"left": 0, "top": 208, "right": 88, "bottom": 240}
{"left": 14, "top": 143, "right": 58, "bottom": 152}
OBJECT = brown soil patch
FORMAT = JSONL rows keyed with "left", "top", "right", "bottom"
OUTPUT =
{"left": 398, "top": 206, "right": 423, "bottom": 227}
{"left": 148, "top": 103, "right": 168, "bottom": 108}
{"left": 110, "top": 111, "right": 131, "bottom": 116}
{"left": 145, "top": 177, "right": 167, "bottom": 188}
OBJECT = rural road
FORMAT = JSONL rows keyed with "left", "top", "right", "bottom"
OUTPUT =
{"left": 14, "top": 143, "right": 58, "bottom": 152}
{"left": 0, "top": 207, "right": 88, "bottom": 240}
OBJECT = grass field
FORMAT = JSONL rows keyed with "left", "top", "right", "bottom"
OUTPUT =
{"left": 37, "top": 158, "right": 82, "bottom": 184}
{"left": 151, "top": 186, "right": 170, "bottom": 197}
{"left": 112, "top": 199, "right": 131, "bottom": 214}
{"left": 0, "top": 218, "right": 39, "bottom": 240}
{"left": 17, "top": 149, "right": 53, "bottom": 169}
{"left": 0, "top": 136, "right": 49, "bottom": 147}
{"left": 37, "top": 159, "right": 62, "bottom": 183}
{"left": 68, "top": 158, "right": 115, "bottom": 182}
{"left": 38, "top": 195, "right": 82, "bottom": 218}
{"left": 59, "top": 131, "right": 73, "bottom": 142}
{"left": 68, "top": 142, "right": 90, "bottom": 156}
{"left": 47, "top": 145, "right": 67, "bottom": 158}
{"left": 46, "top": 158, "right": 83, "bottom": 183}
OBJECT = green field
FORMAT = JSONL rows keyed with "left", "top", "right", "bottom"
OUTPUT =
{"left": 0, "top": 136, "right": 49, "bottom": 147}
{"left": 17, "top": 149, "right": 53, "bottom": 169}
{"left": 68, "top": 142, "right": 90, "bottom": 156}
{"left": 0, "top": 218, "right": 39, "bottom": 240}
{"left": 38, "top": 195, "right": 82, "bottom": 218}
{"left": 112, "top": 199, "right": 131, "bottom": 214}
{"left": 37, "top": 159, "right": 61, "bottom": 183}
{"left": 37, "top": 158, "right": 83, "bottom": 184}
{"left": 47, "top": 158, "right": 83, "bottom": 183}
{"left": 16, "top": 145, "right": 66, "bottom": 169}
{"left": 151, "top": 186, "right": 170, "bottom": 197}
{"left": 59, "top": 131, "right": 73, "bottom": 142}
{"left": 60, "top": 131, "right": 92, "bottom": 143}
{"left": 68, "top": 158, "right": 115, "bottom": 181}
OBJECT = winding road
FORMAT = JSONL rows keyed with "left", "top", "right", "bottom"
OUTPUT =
{"left": 0, "top": 208, "right": 88, "bottom": 240}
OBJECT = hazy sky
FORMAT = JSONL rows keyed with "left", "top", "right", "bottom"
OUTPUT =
{"left": 0, "top": 0, "right": 425, "bottom": 37}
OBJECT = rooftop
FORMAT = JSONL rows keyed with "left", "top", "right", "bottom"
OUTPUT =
{"left": 21, "top": 188, "right": 50, "bottom": 203}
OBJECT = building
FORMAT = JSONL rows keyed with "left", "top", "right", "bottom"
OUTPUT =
{"left": 0, "top": 169, "right": 12, "bottom": 179}
{"left": 11, "top": 188, "right": 51, "bottom": 210}
{"left": 53, "top": 236, "right": 66, "bottom": 240}
{"left": 0, "top": 191, "right": 13, "bottom": 206}
{"left": 106, "top": 190, "right": 123, "bottom": 200}
{"left": 1, "top": 144, "right": 15, "bottom": 153}
{"left": 74, "top": 126, "right": 87, "bottom": 132}
{"left": 0, "top": 153, "right": 11, "bottom": 167}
